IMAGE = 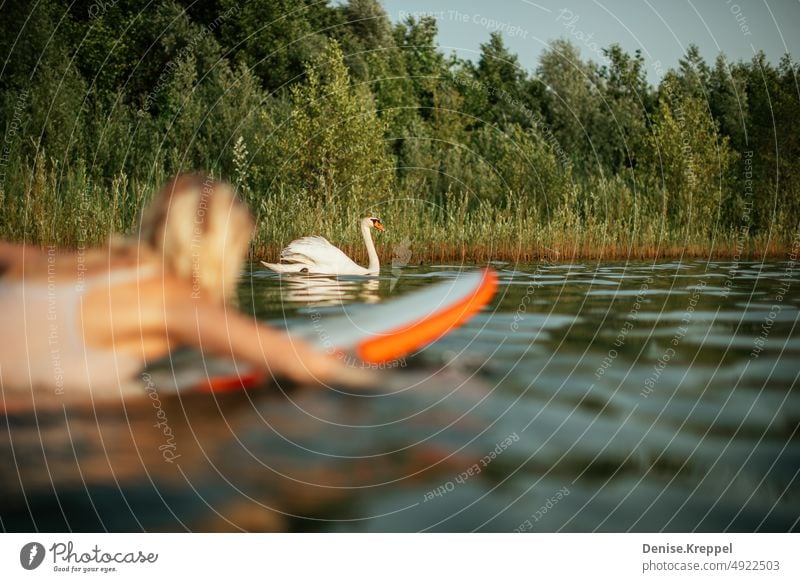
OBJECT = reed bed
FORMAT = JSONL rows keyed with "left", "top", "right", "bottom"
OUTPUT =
{"left": 1, "top": 158, "right": 793, "bottom": 263}
{"left": 254, "top": 236, "right": 788, "bottom": 265}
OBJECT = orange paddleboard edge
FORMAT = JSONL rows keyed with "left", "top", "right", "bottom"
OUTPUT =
{"left": 356, "top": 268, "right": 498, "bottom": 363}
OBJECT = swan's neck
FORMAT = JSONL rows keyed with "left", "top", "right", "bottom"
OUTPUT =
{"left": 361, "top": 222, "right": 380, "bottom": 273}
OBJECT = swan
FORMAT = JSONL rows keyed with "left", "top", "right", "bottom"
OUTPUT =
{"left": 262, "top": 217, "right": 385, "bottom": 275}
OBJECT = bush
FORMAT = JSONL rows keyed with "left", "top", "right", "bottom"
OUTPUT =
{"left": 640, "top": 77, "right": 737, "bottom": 234}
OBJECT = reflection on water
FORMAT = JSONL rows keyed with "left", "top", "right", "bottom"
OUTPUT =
{"left": 1, "top": 261, "right": 798, "bottom": 532}
{"left": 267, "top": 275, "right": 381, "bottom": 305}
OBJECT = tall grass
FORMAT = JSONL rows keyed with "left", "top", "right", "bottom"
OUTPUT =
{"left": 0, "top": 150, "right": 167, "bottom": 249}
{"left": 1, "top": 143, "right": 791, "bottom": 263}
{"left": 251, "top": 177, "right": 789, "bottom": 264}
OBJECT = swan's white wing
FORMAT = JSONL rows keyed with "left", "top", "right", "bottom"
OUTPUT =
{"left": 279, "top": 236, "right": 366, "bottom": 275}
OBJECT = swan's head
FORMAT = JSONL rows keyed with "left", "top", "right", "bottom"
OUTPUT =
{"left": 364, "top": 216, "right": 385, "bottom": 231}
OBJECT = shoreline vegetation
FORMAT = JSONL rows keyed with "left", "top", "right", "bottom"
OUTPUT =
{"left": 254, "top": 241, "right": 794, "bottom": 265}
{"left": 1, "top": 1, "right": 798, "bottom": 261}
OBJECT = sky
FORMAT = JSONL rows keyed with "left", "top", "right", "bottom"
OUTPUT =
{"left": 379, "top": 0, "right": 800, "bottom": 81}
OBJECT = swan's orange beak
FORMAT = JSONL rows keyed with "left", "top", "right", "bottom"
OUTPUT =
{"left": 374, "top": 221, "right": 385, "bottom": 232}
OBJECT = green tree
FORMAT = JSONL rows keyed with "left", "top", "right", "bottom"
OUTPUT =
{"left": 773, "top": 55, "right": 800, "bottom": 230}
{"left": 468, "top": 123, "right": 572, "bottom": 216}
{"left": 395, "top": 16, "right": 445, "bottom": 117}
{"left": 468, "top": 32, "right": 529, "bottom": 126}
{"left": 335, "top": 1, "right": 419, "bottom": 139}
{"left": 707, "top": 55, "right": 748, "bottom": 153}
{"left": 742, "top": 53, "right": 800, "bottom": 232}
{"left": 536, "top": 39, "right": 603, "bottom": 173}
{"left": 0, "top": 1, "right": 88, "bottom": 168}
{"left": 641, "top": 77, "right": 737, "bottom": 232}
{"left": 278, "top": 40, "right": 394, "bottom": 205}
{"left": 675, "top": 44, "right": 711, "bottom": 99}
{"left": 595, "top": 44, "right": 652, "bottom": 171}
{"left": 218, "top": 0, "right": 329, "bottom": 92}
{"left": 342, "top": 0, "right": 394, "bottom": 52}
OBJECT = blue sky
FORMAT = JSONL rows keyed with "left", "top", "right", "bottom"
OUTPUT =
{"left": 379, "top": 0, "right": 800, "bottom": 81}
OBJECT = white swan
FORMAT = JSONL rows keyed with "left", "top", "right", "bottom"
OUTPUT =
{"left": 262, "top": 217, "right": 385, "bottom": 275}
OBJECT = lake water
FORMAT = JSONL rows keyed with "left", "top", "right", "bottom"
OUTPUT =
{"left": 2, "top": 260, "right": 798, "bottom": 532}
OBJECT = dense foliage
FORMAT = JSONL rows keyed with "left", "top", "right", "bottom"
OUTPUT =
{"left": 1, "top": 0, "right": 797, "bottom": 259}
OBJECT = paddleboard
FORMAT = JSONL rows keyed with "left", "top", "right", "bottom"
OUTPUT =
{"left": 147, "top": 268, "right": 498, "bottom": 393}
{"left": 289, "top": 268, "right": 498, "bottom": 363}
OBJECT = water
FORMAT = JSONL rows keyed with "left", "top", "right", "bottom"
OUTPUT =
{"left": 2, "top": 260, "right": 798, "bottom": 532}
